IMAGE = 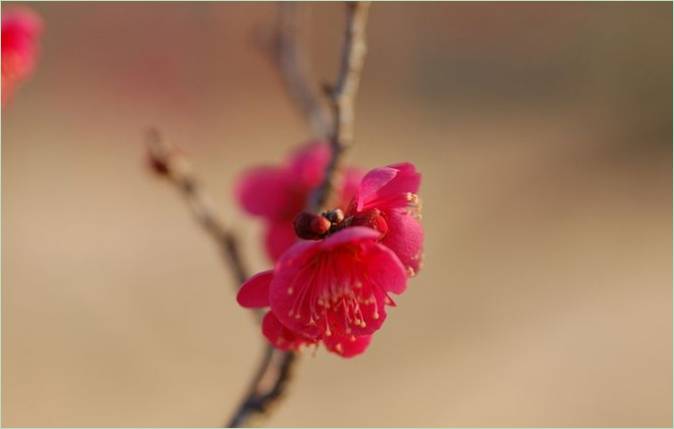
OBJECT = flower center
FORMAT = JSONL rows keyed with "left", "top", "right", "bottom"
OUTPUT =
{"left": 285, "top": 249, "right": 390, "bottom": 337}
{"left": 292, "top": 207, "right": 392, "bottom": 241}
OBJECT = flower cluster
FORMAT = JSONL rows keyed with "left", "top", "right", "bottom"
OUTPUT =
{"left": 2, "top": 8, "right": 42, "bottom": 105}
{"left": 236, "top": 143, "right": 423, "bottom": 357}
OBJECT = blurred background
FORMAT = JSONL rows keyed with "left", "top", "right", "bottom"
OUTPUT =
{"left": 2, "top": 2, "right": 672, "bottom": 427}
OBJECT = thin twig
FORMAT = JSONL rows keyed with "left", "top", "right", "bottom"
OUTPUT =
{"left": 145, "top": 128, "right": 249, "bottom": 287}
{"left": 227, "top": 2, "right": 371, "bottom": 428}
{"left": 225, "top": 5, "right": 332, "bottom": 424}
{"left": 261, "top": 2, "right": 331, "bottom": 137}
{"left": 307, "top": 1, "right": 371, "bottom": 213}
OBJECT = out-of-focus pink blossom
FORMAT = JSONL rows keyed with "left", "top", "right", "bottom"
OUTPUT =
{"left": 237, "top": 227, "right": 405, "bottom": 358}
{"left": 2, "top": 8, "right": 42, "bottom": 104}
{"left": 235, "top": 141, "right": 363, "bottom": 261}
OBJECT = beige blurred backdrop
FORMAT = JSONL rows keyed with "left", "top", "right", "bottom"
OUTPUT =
{"left": 2, "top": 2, "right": 672, "bottom": 427}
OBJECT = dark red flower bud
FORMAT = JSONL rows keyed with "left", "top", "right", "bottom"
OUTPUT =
{"left": 293, "top": 212, "right": 331, "bottom": 240}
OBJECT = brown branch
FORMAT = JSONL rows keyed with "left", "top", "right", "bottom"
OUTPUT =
{"left": 227, "top": 3, "right": 370, "bottom": 427}
{"left": 307, "top": 1, "right": 371, "bottom": 213}
{"left": 148, "top": 2, "right": 371, "bottom": 425}
{"left": 145, "top": 128, "right": 249, "bottom": 287}
{"left": 262, "top": 2, "right": 331, "bottom": 138}
{"left": 226, "top": 348, "right": 296, "bottom": 428}
{"left": 226, "top": 2, "right": 370, "bottom": 428}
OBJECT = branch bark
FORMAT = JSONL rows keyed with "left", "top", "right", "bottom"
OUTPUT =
{"left": 145, "top": 128, "right": 249, "bottom": 287}
{"left": 263, "top": 3, "right": 331, "bottom": 138}
{"left": 146, "top": 1, "right": 371, "bottom": 424}
{"left": 226, "top": 348, "right": 296, "bottom": 428}
{"left": 306, "top": 1, "right": 371, "bottom": 213}
{"left": 227, "top": 2, "right": 371, "bottom": 427}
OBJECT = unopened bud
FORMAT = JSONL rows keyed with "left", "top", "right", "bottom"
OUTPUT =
{"left": 293, "top": 212, "right": 331, "bottom": 240}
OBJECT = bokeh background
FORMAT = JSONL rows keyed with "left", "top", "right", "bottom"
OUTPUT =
{"left": 2, "top": 2, "right": 672, "bottom": 427}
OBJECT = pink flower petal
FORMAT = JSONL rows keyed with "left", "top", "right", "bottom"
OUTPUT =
{"left": 237, "top": 270, "right": 273, "bottom": 308}
{"left": 324, "top": 334, "right": 372, "bottom": 358}
{"left": 385, "top": 162, "right": 421, "bottom": 194}
{"left": 264, "top": 221, "right": 298, "bottom": 262}
{"left": 356, "top": 167, "right": 398, "bottom": 211}
{"left": 321, "top": 226, "right": 381, "bottom": 250}
{"left": 273, "top": 239, "right": 317, "bottom": 272}
{"left": 269, "top": 228, "right": 405, "bottom": 339}
{"left": 235, "top": 166, "right": 293, "bottom": 221}
{"left": 263, "top": 310, "right": 370, "bottom": 358}
{"left": 2, "top": 8, "right": 42, "bottom": 104}
{"left": 262, "top": 311, "right": 315, "bottom": 351}
{"left": 356, "top": 163, "right": 421, "bottom": 211}
{"left": 363, "top": 241, "right": 408, "bottom": 294}
{"left": 382, "top": 210, "right": 424, "bottom": 277}
{"left": 269, "top": 241, "right": 323, "bottom": 339}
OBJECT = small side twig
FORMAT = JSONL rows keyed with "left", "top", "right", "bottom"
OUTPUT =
{"left": 261, "top": 2, "right": 331, "bottom": 138}
{"left": 145, "top": 128, "right": 249, "bottom": 287}
{"left": 227, "top": 2, "right": 371, "bottom": 428}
